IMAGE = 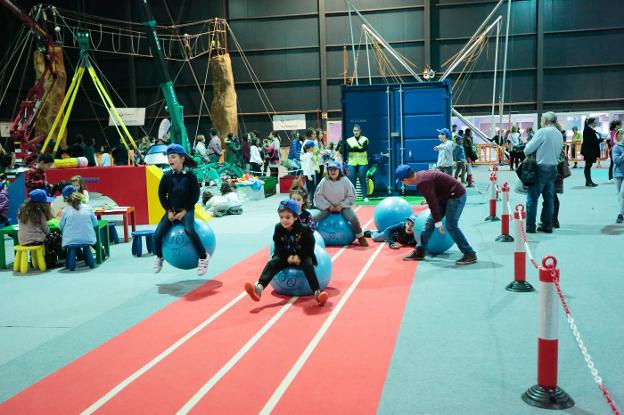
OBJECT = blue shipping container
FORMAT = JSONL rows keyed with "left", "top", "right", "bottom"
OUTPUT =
{"left": 341, "top": 81, "right": 452, "bottom": 195}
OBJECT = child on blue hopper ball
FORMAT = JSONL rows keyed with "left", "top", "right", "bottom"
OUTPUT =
{"left": 364, "top": 214, "right": 419, "bottom": 249}
{"left": 153, "top": 144, "right": 209, "bottom": 276}
{"left": 289, "top": 178, "right": 315, "bottom": 231}
{"left": 244, "top": 199, "right": 328, "bottom": 306}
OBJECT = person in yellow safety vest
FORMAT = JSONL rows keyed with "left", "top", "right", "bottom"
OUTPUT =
{"left": 345, "top": 124, "right": 369, "bottom": 200}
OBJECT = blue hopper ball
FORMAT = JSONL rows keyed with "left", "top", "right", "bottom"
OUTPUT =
{"left": 415, "top": 209, "right": 455, "bottom": 254}
{"left": 373, "top": 196, "right": 414, "bottom": 232}
{"left": 162, "top": 220, "right": 216, "bottom": 270}
{"left": 270, "top": 245, "right": 333, "bottom": 296}
{"left": 316, "top": 213, "right": 355, "bottom": 246}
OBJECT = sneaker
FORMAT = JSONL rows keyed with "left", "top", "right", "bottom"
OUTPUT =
{"left": 617, "top": 214, "right": 624, "bottom": 224}
{"left": 314, "top": 290, "right": 329, "bottom": 306}
{"left": 153, "top": 257, "right": 164, "bottom": 273}
{"left": 403, "top": 247, "right": 425, "bottom": 261}
{"left": 456, "top": 253, "right": 477, "bottom": 265}
{"left": 364, "top": 198, "right": 369, "bottom": 202}
{"left": 244, "top": 282, "right": 262, "bottom": 301}
{"left": 363, "top": 230, "right": 372, "bottom": 238}
{"left": 197, "top": 256, "right": 210, "bottom": 277}
{"left": 357, "top": 236, "right": 369, "bottom": 247}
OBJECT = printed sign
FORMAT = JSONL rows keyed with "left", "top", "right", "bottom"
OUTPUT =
{"left": 109, "top": 108, "right": 146, "bottom": 127}
{"left": 272, "top": 114, "right": 306, "bottom": 131}
{"left": 0, "top": 122, "right": 11, "bottom": 138}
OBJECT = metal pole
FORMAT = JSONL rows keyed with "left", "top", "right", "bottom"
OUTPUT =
{"left": 453, "top": 108, "right": 491, "bottom": 143}
{"left": 399, "top": 85, "right": 404, "bottom": 167}
{"left": 365, "top": 31, "right": 372, "bottom": 84}
{"left": 500, "top": 0, "right": 512, "bottom": 129}
{"left": 440, "top": 16, "right": 502, "bottom": 81}
{"left": 491, "top": 21, "right": 500, "bottom": 139}
{"left": 347, "top": 1, "right": 358, "bottom": 85}
{"left": 441, "top": 0, "right": 504, "bottom": 79}
{"left": 386, "top": 85, "right": 392, "bottom": 194}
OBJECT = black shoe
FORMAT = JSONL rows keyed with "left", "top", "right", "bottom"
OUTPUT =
{"left": 525, "top": 227, "right": 536, "bottom": 234}
{"left": 363, "top": 230, "right": 372, "bottom": 238}
{"left": 617, "top": 214, "right": 624, "bottom": 224}
{"left": 552, "top": 219, "right": 560, "bottom": 229}
{"left": 456, "top": 253, "right": 477, "bottom": 265}
{"left": 403, "top": 247, "right": 425, "bottom": 261}
{"left": 586, "top": 182, "right": 598, "bottom": 187}
{"left": 537, "top": 226, "right": 553, "bottom": 234}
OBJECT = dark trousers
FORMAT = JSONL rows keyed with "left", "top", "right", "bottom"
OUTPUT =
{"left": 541, "top": 194, "right": 560, "bottom": 224}
{"left": 584, "top": 161, "right": 594, "bottom": 184}
{"left": 608, "top": 150, "right": 614, "bottom": 180}
{"left": 269, "top": 166, "right": 279, "bottom": 178}
{"left": 258, "top": 256, "right": 320, "bottom": 292}
{"left": 250, "top": 162, "right": 262, "bottom": 175}
{"left": 0, "top": 214, "right": 9, "bottom": 227}
{"left": 306, "top": 176, "right": 316, "bottom": 205}
{"left": 154, "top": 211, "right": 207, "bottom": 259}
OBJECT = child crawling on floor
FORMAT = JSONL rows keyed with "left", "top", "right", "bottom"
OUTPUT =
{"left": 364, "top": 214, "right": 419, "bottom": 249}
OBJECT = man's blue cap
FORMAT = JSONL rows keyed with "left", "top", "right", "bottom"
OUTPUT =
{"left": 304, "top": 140, "right": 316, "bottom": 149}
{"left": 437, "top": 128, "right": 452, "bottom": 139}
{"left": 327, "top": 161, "right": 342, "bottom": 170}
{"left": 455, "top": 134, "right": 464, "bottom": 141}
{"left": 62, "top": 185, "right": 77, "bottom": 199}
{"left": 395, "top": 164, "right": 413, "bottom": 183}
{"left": 278, "top": 199, "right": 301, "bottom": 216}
{"left": 405, "top": 214, "right": 418, "bottom": 224}
{"left": 29, "top": 189, "right": 54, "bottom": 203}
{"left": 166, "top": 144, "right": 186, "bottom": 156}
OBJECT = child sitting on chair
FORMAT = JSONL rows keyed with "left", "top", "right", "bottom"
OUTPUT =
{"left": 153, "top": 144, "right": 209, "bottom": 276}
{"left": 59, "top": 185, "right": 97, "bottom": 267}
{"left": 244, "top": 199, "right": 329, "bottom": 306}
{"left": 289, "top": 178, "right": 315, "bottom": 231}
{"left": 313, "top": 161, "right": 368, "bottom": 246}
{"left": 17, "top": 189, "right": 62, "bottom": 267}
{"left": 364, "top": 214, "right": 419, "bottom": 249}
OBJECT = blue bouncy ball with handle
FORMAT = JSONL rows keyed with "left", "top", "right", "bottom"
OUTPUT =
{"left": 316, "top": 213, "right": 355, "bottom": 246}
{"left": 414, "top": 209, "right": 455, "bottom": 254}
{"left": 270, "top": 245, "right": 333, "bottom": 296}
{"left": 162, "top": 220, "right": 216, "bottom": 269}
{"left": 373, "top": 197, "right": 414, "bottom": 232}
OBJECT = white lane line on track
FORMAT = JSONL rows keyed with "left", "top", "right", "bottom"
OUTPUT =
{"left": 259, "top": 242, "right": 385, "bottom": 415}
{"left": 82, "top": 206, "right": 369, "bottom": 414}
{"left": 176, "top": 213, "right": 374, "bottom": 415}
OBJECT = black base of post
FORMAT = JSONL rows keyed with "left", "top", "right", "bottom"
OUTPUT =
{"left": 484, "top": 216, "right": 500, "bottom": 221}
{"left": 496, "top": 234, "right": 514, "bottom": 242}
{"left": 522, "top": 385, "right": 574, "bottom": 410}
{"left": 506, "top": 280, "right": 535, "bottom": 292}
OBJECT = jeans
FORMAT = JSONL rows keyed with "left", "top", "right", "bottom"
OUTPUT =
{"left": 154, "top": 210, "right": 207, "bottom": 259}
{"left": 306, "top": 176, "right": 316, "bottom": 206}
{"left": 526, "top": 165, "right": 557, "bottom": 230}
{"left": 438, "top": 166, "right": 453, "bottom": 176}
{"left": 313, "top": 208, "right": 363, "bottom": 237}
{"left": 608, "top": 150, "right": 614, "bottom": 180}
{"left": 371, "top": 231, "right": 386, "bottom": 242}
{"left": 615, "top": 177, "right": 624, "bottom": 215}
{"left": 419, "top": 193, "right": 475, "bottom": 255}
{"left": 454, "top": 162, "right": 466, "bottom": 182}
{"left": 258, "top": 256, "right": 319, "bottom": 291}
{"left": 347, "top": 164, "right": 368, "bottom": 197}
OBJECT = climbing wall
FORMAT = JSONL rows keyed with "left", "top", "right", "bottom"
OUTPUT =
{"left": 34, "top": 46, "right": 67, "bottom": 147}
{"left": 210, "top": 53, "right": 238, "bottom": 139}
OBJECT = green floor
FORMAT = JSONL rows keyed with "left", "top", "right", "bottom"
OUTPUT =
{"left": 1, "top": 164, "right": 622, "bottom": 414}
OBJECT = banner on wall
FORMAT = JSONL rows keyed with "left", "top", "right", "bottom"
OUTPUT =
{"left": 109, "top": 108, "right": 146, "bottom": 126}
{"left": 0, "top": 122, "right": 10, "bottom": 138}
{"left": 327, "top": 120, "right": 342, "bottom": 144}
{"left": 272, "top": 114, "right": 306, "bottom": 131}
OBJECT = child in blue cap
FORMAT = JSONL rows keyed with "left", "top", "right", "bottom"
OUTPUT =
{"left": 17, "top": 189, "right": 63, "bottom": 267}
{"left": 364, "top": 214, "right": 419, "bottom": 249}
{"left": 244, "top": 199, "right": 329, "bottom": 306}
{"left": 153, "top": 144, "right": 210, "bottom": 276}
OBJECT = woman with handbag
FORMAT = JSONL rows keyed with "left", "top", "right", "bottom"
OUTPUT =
{"left": 581, "top": 117, "right": 603, "bottom": 187}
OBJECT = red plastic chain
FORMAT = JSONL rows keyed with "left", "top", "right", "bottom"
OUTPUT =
{"left": 518, "top": 220, "right": 540, "bottom": 269}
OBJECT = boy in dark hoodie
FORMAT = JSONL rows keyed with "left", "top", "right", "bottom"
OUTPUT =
{"left": 364, "top": 214, "right": 419, "bottom": 249}
{"left": 244, "top": 199, "right": 329, "bottom": 306}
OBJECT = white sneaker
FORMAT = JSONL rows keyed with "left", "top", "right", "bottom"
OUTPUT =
{"left": 364, "top": 197, "right": 369, "bottom": 202}
{"left": 197, "top": 256, "right": 210, "bottom": 277}
{"left": 153, "top": 257, "right": 164, "bottom": 273}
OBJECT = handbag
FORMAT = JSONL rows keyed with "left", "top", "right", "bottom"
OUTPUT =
{"left": 559, "top": 158, "right": 571, "bottom": 178}
{"left": 516, "top": 154, "right": 537, "bottom": 186}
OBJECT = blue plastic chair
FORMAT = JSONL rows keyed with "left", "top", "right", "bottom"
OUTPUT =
{"left": 107, "top": 221, "right": 120, "bottom": 244}
{"left": 65, "top": 245, "right": 96, "bottom": 271}
{"left": 132, "top": 230, "right": 155, "bottom": 257}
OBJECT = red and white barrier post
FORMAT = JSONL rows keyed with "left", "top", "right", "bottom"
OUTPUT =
{"left": 492, "top": 165, "right": 500, "bottom": 199}
{"left": 484, "top": 173, "right": 500, "bottom": 221}
{"left": 506, "top": 204, "right": 534, "bottom": 292}
{"left": 496, "top": 182, "right": 514, "bottom": 242}
{"left": 522, "top": 256, "right": 574, "bottom": 410}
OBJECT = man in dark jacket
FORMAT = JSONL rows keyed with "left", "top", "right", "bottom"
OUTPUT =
{"left": 581, "top": 117, "right": 603, "bottom": 187}
{"left": 396, "top": 165, "right": 477, "bottom": 265}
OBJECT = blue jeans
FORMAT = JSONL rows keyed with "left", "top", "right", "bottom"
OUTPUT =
{"left": 526, "top": 165, "right": 557, "bottom": 230}
{"left": 348, "top": 164, "right": 368, "bottom": 196}
{"left": 419, "top": 193, "right": 475, "bottom": 255}
{"left": 153, "top": 210, "right": 207, "bottom": 259}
